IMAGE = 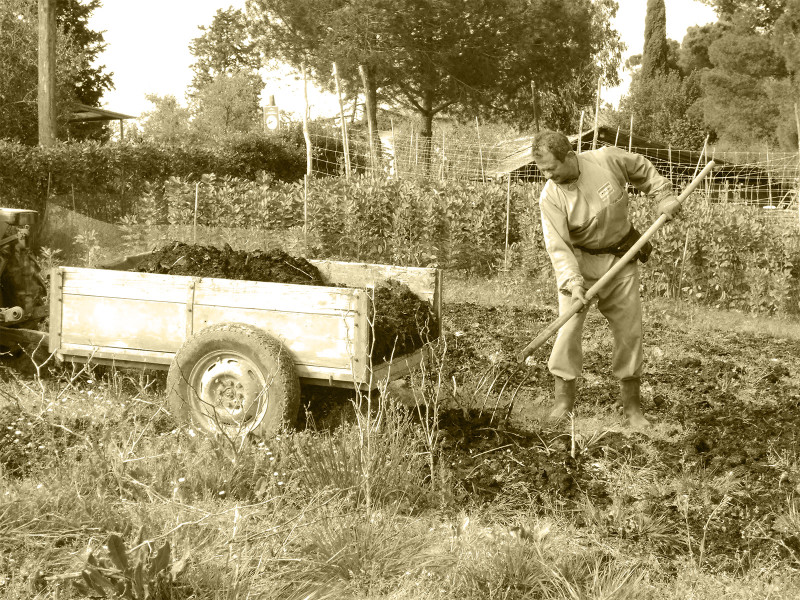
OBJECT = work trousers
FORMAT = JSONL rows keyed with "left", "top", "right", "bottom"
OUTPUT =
{"left": 548, "top": 269, "right": 643, "bottom": 382}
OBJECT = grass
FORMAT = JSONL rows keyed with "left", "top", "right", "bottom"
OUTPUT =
{"left": 4, "top": 267, "right": 800, "bottom": 598}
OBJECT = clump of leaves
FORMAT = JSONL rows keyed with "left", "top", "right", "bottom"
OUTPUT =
{"left": 72, "top": 533, "right": 189, "bottom": 599}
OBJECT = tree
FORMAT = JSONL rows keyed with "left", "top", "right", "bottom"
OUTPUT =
{"left": 187, "top": 8, "right": 264, "bottom": 144}
{"left": 190, "top": 72, "right": 264, "bottom": 142}
{"left": 618, "top": 71, "right": 707, "bottom": 148}
{"left": 677, "top": 23, "right": 724, "bottom": 74}
{"left": 0, "top": 0, "right": 112, "bottom": 144}
{"left": 246, "top": 0, "right": 623, "bottom": 159}
{"left": 701, "top": 27, "right": 787, "bottom": 146}
{"left": 140, "top": 94, "right": 192, "bottom": 144}
{"left": 189, "top": 7, "right": 262, "bottom": 92}
{"left": 641, "top": 0, "right": 669, "bottom": 79}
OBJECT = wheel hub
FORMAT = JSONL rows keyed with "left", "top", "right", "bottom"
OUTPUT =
{"left": 190, "top": 352, "right": 270, "bottom": 431}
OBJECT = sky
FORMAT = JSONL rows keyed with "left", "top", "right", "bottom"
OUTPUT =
{"left": 88, "top": 0, "right": 718, "bottom": 119}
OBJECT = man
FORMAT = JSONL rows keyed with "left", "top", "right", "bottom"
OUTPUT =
{"left": 531, "top": 130, "right": 680, "bottom": 427}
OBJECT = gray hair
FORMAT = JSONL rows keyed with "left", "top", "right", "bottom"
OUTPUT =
{"left": 531, "top": 130, "right": 573, "bottom": 162}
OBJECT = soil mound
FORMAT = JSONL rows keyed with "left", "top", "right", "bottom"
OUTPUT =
{"left": 136, "top": 242, "right": 324, "bottom": 285}
{"left": 135, "top": 242, "right": 437, "bottom": 363}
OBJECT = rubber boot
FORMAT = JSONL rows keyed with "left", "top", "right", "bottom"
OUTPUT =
{"left": 621, "top": 378, "right": 650, "bottom": 428}
{"left": 549, "top": 376, "right": 576, "bottom": 421}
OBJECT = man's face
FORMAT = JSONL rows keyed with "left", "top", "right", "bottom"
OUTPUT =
{"left": 534, "top": 150, "right": 578, "bottom": 184}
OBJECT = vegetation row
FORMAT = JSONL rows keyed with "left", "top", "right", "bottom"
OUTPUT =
{"left": 105, "top": 174, "right": 800, "bottom": 317}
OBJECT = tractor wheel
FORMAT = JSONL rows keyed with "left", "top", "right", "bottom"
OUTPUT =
{"left": 166, "top": 323, "right": 300, "bottom": 438}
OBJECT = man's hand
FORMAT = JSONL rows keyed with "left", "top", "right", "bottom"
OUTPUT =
{"left": 657, "top": 195, "right": 682, "bottom": 221}
{"left": 571, "top": 283, "right": 587, "bottom": 306}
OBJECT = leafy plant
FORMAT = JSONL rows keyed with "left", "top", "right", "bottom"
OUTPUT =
{"left": 71, "top": 533, "right": 189, "bottom": 599}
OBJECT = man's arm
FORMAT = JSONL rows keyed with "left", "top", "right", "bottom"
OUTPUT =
{"left": 603, "top": 147, "right": 681, "bottom": 220}
{"left": 540, "top": 190, "right": 584, "bottom": 295}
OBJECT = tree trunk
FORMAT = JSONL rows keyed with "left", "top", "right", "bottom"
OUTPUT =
{"left": 418, "top": 91, "right": 434, "bottom": 176}
{"left": 359, "top": 64, "right": 381, "bottom": 166}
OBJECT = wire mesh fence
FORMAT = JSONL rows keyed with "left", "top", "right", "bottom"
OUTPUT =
{"left": 307, "top": 126, "right": 800, "bottom": 223}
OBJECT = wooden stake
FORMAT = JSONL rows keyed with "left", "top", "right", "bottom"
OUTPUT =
{"left": 302, "top": 64, "right": 312, "bottom": 177}
{"left": 332, "top": 63, "right": 351, "bottom": 178}
{"left": 592, "top": 75, "right": 601, "bottom": 150}
{"left": 615, "top": 125, "right": 620, "bottom": 146}
{"left": 576, "top": 111, "right": 584, "bottom": 154}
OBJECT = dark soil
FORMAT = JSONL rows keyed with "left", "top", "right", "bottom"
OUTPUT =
{"left": 305, "top": 300, "right": 800, "bottom": 571}
{"left": 436, "top": 302, "right": 800, "bottom": 570}
{"left": 135, "top": 242, "right": 325, "bottom": 285}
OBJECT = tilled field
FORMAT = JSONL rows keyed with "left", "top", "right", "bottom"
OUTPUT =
{"left": 3, "top": 293, "right": 800, "bottom": 577}
{"left": 374, "top": 300, "right": 800, "bottom": 571}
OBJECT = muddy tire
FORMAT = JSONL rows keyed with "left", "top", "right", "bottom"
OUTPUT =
{"left": 166, "top": 323, "right": 300, "bottom": 438}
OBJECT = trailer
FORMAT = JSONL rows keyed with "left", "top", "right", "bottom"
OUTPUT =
{"left": 4, "top": 257, "right": 442, "bottom": 438}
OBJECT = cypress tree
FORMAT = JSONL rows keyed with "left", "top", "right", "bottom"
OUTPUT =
{"left": 641, "top": 0, "right": 669, "bottom": 80}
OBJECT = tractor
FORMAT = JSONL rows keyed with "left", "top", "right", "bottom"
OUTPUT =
{"left": 0, "top": 208, "right": 48, "bottom": 349}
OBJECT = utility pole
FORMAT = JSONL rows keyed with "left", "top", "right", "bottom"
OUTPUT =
{"left": 38, "top": 0, "right": 57, "bottom": 146}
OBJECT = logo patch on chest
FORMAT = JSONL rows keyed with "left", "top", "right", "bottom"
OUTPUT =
{"left": 598, "top": 182, "right": 614, "bottom": 201}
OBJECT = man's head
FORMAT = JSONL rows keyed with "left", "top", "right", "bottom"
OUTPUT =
{"left": 531, "top": 130, "right": 579, "bottom": 184}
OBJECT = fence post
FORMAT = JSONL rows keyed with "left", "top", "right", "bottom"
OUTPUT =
{"left": 577, "top": 111, "right": 584, "bottom": 154}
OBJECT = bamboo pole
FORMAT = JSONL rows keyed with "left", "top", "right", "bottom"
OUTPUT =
{"left": 517, "top": 161, "right": 716, "bottom": 362}
{"left": 668, "top": 145, "right": 673, "bottom": 181}
{"left": 476, "top": 117, "right": 485, "bottom": 182}
{"left": 615, "top": 125, "right": 620, "bottom": 146}
{"left": 576, "top": 111, "right": 584, "bottom": 154}
{"left": 332, "top": 63, "right": 351, "bottom": 178}
{"left": 391, "top": 118, "right": 399, "bottom": 179}
{"left": 193, "top": 182, "right": 199, "bottom": 243}
{"left": 628, "top": 115, "right": 633, "bottom": 152}
{"left": 592, "top": 76, "right": 601, "bottom": 150}
{"left": 302, "top": 64, "right": 312, "bottom": 177}
{"left": 766, "top": 147, "right": 773, "bottom": 206}
{"left": 303, "top": 175, "right": 309, "bottom": 249}
{"left": 504, "top": 174, "right": 512, "bottom": 271}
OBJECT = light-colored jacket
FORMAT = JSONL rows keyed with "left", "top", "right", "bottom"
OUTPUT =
{"left": 539, "top": 146, "right": 672, "bottom": 293}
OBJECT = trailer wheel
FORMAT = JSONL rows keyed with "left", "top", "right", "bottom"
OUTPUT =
{"left": 167, "top": 323, "right": 300, "bottom": 438}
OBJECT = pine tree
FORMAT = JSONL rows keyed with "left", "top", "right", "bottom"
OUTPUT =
{"left": 641, "top": 0, "right": 669, "bottom": 80}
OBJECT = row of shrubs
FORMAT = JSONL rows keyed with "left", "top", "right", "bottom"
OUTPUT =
{"left": 122, "top": 175, "right": 800, "bottom": 315}
{"left": 0, "top": 125, "right": 364, "bottom": 223}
